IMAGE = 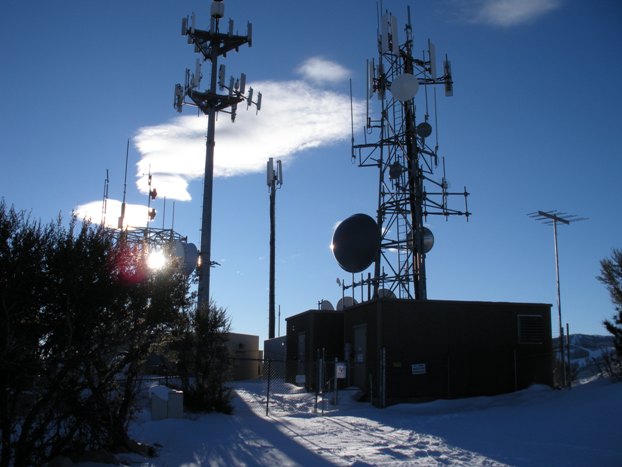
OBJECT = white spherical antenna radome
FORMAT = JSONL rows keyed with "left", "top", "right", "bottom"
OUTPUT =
{"left": 320, "top": 300, "right": 335, "bottom": 311}
{"left": 390, "top": 73, "right": 419, "bottom": 102}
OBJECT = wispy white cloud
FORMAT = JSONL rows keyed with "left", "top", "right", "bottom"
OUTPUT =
{"left": 459, "top": 0, "right": 561, "bottom": 26}
{"left": 296, "top": 57, "right": 350, "bottom": 84}
{"left": 74, "top": 199, "right": 154, "bottom": 230}
{"left": 76, "top": 57, "right": 363, "bottom": 223}
{"left": 132, "top": 60, "right": 364, "bottom": 201}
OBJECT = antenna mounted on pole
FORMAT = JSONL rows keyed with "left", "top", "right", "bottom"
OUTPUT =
{"left": 267, "top": 157, "right": 283, "bottom": 339}
{"left": 174, "top": 1, "right": 260, "bottom": 309}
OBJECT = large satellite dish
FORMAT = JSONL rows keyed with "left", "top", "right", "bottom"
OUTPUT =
{"left": 390, "top": 73, "right": 419, "bottom": 102}
{"left": 336, "top": 296, "right": 358, "bottom": 311}
{"left": 332, "top": 213, "right": 380, "bottom": 273}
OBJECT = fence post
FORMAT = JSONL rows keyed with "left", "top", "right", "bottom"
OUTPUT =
{"left": 265, "top": 359, "right": 271, "bottom": 416}
{"left": 334, "top": 357, "right": 339, "bottom": 405}
{"left": 513, "top": 348, "right": 518, "bottom": 391}
{"left": 380, "top": 347, "right": 386, "bottom": 408}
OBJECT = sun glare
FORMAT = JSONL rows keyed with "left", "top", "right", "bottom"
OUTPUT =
{"left": 147, "top": 250, "right": 167, "bottom": 270}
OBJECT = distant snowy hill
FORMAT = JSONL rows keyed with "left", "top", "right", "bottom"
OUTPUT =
{"left": 553, "top": 334, "right": 614, "bottom": 379}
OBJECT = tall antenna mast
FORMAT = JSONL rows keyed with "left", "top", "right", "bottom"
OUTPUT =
{"left": 175, "top": 0, "right": 260, "bottom": 309}
{"left": 350, "top": 6, "right": 470, "bottom": 300}
{"left": 101, "top": 169, "right": 109, "bottom": 226}
{"left": 267, "top": 157, "right": 283, "bottom": 339}
{"left": 528, "top": 210, "right": 586, "bottom": 387}
{"left": 118, "top": 139, "right": 129, "bottom": 229}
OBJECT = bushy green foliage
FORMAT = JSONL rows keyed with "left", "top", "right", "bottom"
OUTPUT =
{"left": 598, "top": 248, "right": 622, "bottom": 377}
{"left": 172, "top": 302, "right": 233, "bottom": 414}
{"left": 0, "top": 201, "right": 194, "bottom": 466}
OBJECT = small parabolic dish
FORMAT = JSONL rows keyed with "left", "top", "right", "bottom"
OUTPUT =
{"left": 332, "top": 213, "right": 380, "bottom": 273}
{"left": 390, "top": 73, "right": 419, "bottom": 102}
{"left": 416, "top": 122, "right": 433, "bottom": 138}
{"left": 407, "top": 227, "right": 435, "bottom": 254}
{"left": 173, "top": 240, "right": 199, "bottom": 276}
{"left": 374, "top": 288, "right": 397, "bottom": 300}
{"left": 337, "top": 296, "right": 358, "bottom": 311}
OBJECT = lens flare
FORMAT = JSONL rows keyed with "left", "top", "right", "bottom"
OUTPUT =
{"left": 147, "top": 249, "right": 167, "bottom": 270}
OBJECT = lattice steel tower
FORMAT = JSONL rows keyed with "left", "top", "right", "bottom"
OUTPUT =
{"left": 351, "top": 7, "right": 470, "bottom": 300}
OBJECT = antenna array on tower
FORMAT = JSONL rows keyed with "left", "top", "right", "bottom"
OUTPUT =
{"left": 174, "top": 1, "right": 260, "bottom": 308}
{"left": 348, "top": 5, "right": 471, "bottom": 300}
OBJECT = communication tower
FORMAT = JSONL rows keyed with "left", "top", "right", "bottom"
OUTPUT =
{"left": 267, "top": 158, "right": 283, "bottom": 339}
{"left": 174, "top": 0, "right": 261, "bottom": 309}
{"left": 100, "top": 142, "right": 199, "bottom": 278}
{"left": 344, "top": 6, "right": 471, "bottom": 300}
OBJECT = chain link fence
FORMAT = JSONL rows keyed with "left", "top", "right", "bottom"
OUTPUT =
{"left": 231, "top": 357, "right": 348, "bottom": 416}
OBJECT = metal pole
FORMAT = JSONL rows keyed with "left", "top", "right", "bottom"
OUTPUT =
{"left": 197, "top": 20, "right": 219, "bottom": 310}
{"left": 265, "top": 359, "right": 271, "bottom": 416}
{"left": 269, "top": 176, "right": 276, "bottom": 338}
{"left": 566, "top": 322, "right": 572, "bottom": 388}
{"left": 552, "top": 218, "right": 566, "bottom": 387}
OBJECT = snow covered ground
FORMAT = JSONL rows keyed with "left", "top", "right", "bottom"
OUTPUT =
{"left": 106, "top": 377, "right": 621, "bottom": 466}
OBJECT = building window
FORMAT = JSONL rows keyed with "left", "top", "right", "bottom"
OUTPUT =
{"left": 518, "top": 315, "right": 545, "bottom": 344}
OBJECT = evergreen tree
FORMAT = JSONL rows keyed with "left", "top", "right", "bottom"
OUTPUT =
{"left": 0, "top": 201, "right": 193, "bottom": 466}
{"left": 173, "top": 301, "right": 233, "bottom": 413}
{"left": 598, "top": 248, "right": 622, "bottom": 362}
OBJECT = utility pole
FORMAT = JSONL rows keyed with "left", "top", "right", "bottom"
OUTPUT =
{"left": 529, "top": 210, "right": 586, "bottom": 387}
{"left": 267, "top": 158, "right": 283, "bottom": 339}
{"left": 174, "top": 0, "right": 261, "bottom": 309}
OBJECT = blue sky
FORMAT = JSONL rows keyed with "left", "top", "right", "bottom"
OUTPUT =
{"left": 1, "top": 0, "right": 621, "bottom": 344}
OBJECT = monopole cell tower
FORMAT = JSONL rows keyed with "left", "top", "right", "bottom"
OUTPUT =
{"left": 174, "top": 0, "right": 261, "bottom": 309}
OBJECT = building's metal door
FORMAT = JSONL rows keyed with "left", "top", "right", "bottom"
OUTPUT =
{"left": 353, "top": 324, "right": 367, "bottom": 389}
